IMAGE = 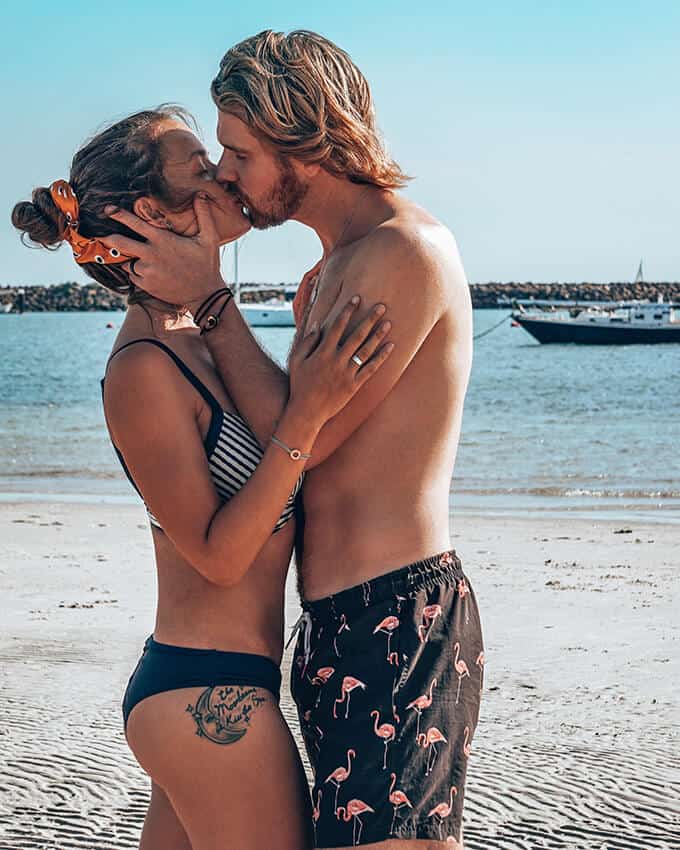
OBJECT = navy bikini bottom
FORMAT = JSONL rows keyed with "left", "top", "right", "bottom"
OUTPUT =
{"left": 122, "top": 636, "right": 282, "bottom": 728}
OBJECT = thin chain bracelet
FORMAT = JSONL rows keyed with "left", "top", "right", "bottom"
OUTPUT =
{"left": 270, "top": 435, "right": 312, "bottom": 461}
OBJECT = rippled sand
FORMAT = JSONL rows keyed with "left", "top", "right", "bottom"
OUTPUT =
{"left": 1, "top": 503, "right": 678, "bottom": 849}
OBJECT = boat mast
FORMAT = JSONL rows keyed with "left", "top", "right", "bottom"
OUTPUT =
{"left": 234, "top": 240, "right": 240, "bottom": 304}
{"left": 634, "top": 259, "right": 644, "bottom": 285}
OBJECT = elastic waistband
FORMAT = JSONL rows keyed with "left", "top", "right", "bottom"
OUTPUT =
{"left": 302, "top": 549, "right": 464, "bottom": 622}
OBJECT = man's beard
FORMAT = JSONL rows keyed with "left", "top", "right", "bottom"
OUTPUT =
{"left": 236, "top": 158, "right": 309, "bottom": 230}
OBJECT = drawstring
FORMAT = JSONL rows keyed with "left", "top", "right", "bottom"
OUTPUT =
{"left": 286, "top": 611, "right": 314, "bottom": 672}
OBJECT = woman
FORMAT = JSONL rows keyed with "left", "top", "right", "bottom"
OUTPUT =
{"left": 12, "top": 106, "right": 394, "bottom": 850}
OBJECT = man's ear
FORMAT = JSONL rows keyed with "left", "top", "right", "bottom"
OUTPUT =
{"left": 133, "top": 196, "right": 168, "bottom": 228}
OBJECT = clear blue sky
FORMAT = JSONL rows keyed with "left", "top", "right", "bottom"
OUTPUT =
{"left": 2, "top": 0, "right": 679, "bottom": 286}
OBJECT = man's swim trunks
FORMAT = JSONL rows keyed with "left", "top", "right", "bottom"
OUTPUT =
{"left": 290, "top": 550, "right": 484, "bottom": 847}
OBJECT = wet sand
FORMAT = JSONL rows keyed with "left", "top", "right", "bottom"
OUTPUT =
{"left": 1, "top": 501, "right": 678, "bottom": 849}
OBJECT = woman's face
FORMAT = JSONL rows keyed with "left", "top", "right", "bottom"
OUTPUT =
{"left": 155, "top": 121, "right": 251, "bottom": 244}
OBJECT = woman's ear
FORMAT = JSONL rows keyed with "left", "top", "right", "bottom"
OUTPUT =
{"left": 133, "top": 196, "right": 170, "bottom": 229}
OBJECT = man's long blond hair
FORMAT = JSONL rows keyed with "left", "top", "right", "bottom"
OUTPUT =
{"left": 211, "top": 30, "right": 410, "bottom": 190}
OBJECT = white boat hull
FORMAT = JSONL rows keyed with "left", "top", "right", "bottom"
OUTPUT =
{"left": 239, "top": 304, "right": 295, "bottom": 327}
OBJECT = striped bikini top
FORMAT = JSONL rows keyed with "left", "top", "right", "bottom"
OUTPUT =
{"left": 102, "top": 338, "right": 302, "bottom": 534}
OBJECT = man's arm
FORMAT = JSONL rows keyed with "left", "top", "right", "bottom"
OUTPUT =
{"left": 301, "top": 224, "right": 463, "bottom": 469}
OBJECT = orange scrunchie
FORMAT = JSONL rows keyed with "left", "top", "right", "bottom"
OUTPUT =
{"left": 49, "top": 180, "right": 135, "bottom": 266}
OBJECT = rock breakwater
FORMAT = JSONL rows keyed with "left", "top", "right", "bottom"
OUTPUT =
{"left": 1, "top": 280, "right": 678, "bottom": 312}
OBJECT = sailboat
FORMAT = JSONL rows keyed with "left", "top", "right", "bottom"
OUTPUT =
{"left": 232, "top": 241, "right": 296, "bottom": 327}
{"left": 510, "top": 261, "right": 680, "bottom": 344}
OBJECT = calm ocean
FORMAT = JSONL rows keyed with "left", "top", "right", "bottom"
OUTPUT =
{"left": 1, "top": 310, "right": 678, "bottom": 521}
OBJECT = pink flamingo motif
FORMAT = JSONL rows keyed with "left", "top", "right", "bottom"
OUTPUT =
{"left": 324, "top": 748, "right": 356, "bottom": 810}
{"left": 406, "top": 677, "right": 437, "bottom": 740}
{"left": 388, "top": 772, "right": 413, "bottom": 833}
{"left": 417, "top": 604, "right": 443, "bottom": 643}
{"left": 457, "top": 578, "right": 470, "bottom": 623}
{"left": 417, "top": 726, "right": 448, "bottom": 776}
{"left": 310, "top": 666, "right": 335, "bottom": 686}
{"left": 310, "top": 723, "right": 324, "bottom": 754}
{"left": 336, "top": 799, "right": 375, "bottom": 846}
{"left": 373, "top": 615, "right": 400, "bottom": 664}
{"left": 463, "top": 726, "right": 472, "bottom": 759}
{"left": 370, "top": 709, "right": 396, "bottom": 769}
{"left": 333, "top": 614, "right": 351, "bottom": 656}
{"left": 475, "top": 650, "right": 485, "bottom": 696}
{"left": 333, "top": 675, "right": 367, "bottom": 719}
{"left": 312, "top": 788, "right": 322, "bottom": 844}
{"left": 427, "top": 785, "right": 458, "bottom": 839}
{"left": 453, "top": 642, "right": 470, "bottom": 704}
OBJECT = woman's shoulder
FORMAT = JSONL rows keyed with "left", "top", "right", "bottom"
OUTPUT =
{"left": 103, "top": 339, "right": 191, "bottom": 437}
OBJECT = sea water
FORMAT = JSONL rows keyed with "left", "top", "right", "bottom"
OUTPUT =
{"left": 1, "top": 310, "right": 678, "bottom": 521}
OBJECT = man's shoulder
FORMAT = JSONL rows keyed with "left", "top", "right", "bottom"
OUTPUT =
{"left": 348, "top": 204, "right": 464, "bottom": 297}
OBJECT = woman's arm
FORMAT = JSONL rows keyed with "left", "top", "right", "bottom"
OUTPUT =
{"left": 103, "top": 299, "right": 392, "bottom": 588}
{"left": 197, "top": 261, "right": 323, "bottom": 447}
{"left": 198, "top": 300, "right": 289, "bottom": 447}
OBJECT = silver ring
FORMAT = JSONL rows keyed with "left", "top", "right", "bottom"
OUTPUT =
{"left": 351, "top": 354, "right": 363, "bottom": 367}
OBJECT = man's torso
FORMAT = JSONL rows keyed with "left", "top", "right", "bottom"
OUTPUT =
{"left": 300, "top": 198, "right": 473, "bottom": 600}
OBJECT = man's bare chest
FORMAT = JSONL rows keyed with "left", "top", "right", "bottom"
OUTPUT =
{"left": 306, "top": 256, "right": 362, "bottom": 328}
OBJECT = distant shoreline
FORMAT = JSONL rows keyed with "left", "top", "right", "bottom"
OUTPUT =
{"left": 1, "top": 281, "right": 679, "bottom": 311}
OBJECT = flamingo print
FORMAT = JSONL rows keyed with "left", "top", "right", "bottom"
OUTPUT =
{"left": 333, "top": 614, "right": 351, "bottom": 657}
{"left": 406, "top": 677, "right": 437, "bottom": 740}
{"left": 333, "top": 675, "right": 367, "bottom": 719}
{"left": 324, "top": 748, "right": 355, "bottom": 810}
{"left": 370, "top": 709, "right": 396, "bottom": 769}
{"left": 312, "top": 788, "right": 322, "bottom": 844}
{"left": 475, "top": 650, "right": 485, "bottom": 696}
{"left": 463, "top": 725, "right": 472, "bottom": 759}
{"left": 310, "top": 666, "right": 335, "bottom": 686}
{"left": 417, "top": 726, "right": 448, "bottom": 775}
{"left": 418, "top": 604, "right": 443, "bottom": 643}
{"left": 427, "top": 785, "right": 458, "bottom": 839}
{"left": 453, "top": 642, "right": 470, "bottom": 704}
{"left": 457, "top": 578, "right": 470, "bottom": 623}
{"left": 388, "top": 772, "right": 412, "bottom": 834}
{"left": 373, "top": 615, "right": 400, "bottom": 664}
{"left": 336, "top": 799, "right": 374, "bottom": 846}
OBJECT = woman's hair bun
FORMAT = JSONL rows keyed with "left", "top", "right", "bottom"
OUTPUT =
{"left": 11, "top": 186, "right": 67, "bottom": 250}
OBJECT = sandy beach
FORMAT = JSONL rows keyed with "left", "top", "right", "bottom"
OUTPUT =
{"left": 1, "top": 501, "right": 678, "bottom": 850}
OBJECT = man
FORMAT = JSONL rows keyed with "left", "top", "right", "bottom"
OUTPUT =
{"left": 107, "top": 29, "right": 483, "bottom": 850}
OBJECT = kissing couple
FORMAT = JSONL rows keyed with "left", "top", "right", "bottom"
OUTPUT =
{"left": 13, "top": 29, "right": 484, "bottom": 850}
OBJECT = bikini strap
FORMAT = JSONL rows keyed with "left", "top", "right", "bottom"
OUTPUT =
{"left": 105, "top": 338, "right": 222, "bottom": 414}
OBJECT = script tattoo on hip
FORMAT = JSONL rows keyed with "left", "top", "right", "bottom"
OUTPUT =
{"left": 186, "top": 686, "right": 267, "bottom": 745}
